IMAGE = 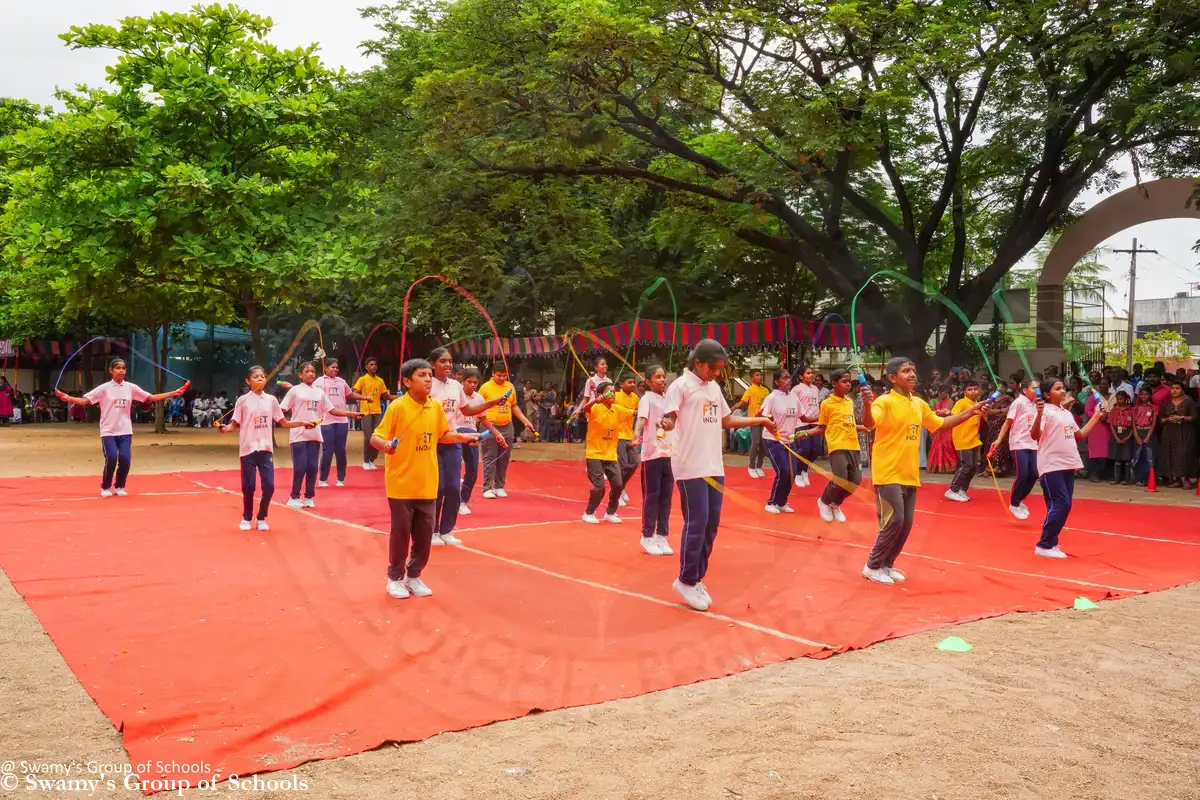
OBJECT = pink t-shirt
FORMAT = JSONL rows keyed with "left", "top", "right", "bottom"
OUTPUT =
{"left": 1036, "top": 404, "right": 1082, "bottom": 474}
{"left": 791, "top": 382, "right": 820, "bottom": 427}
{"left": 313, "top": 376, "right": 351, "bottom": 426}
{"left": 663, "top": 369, "right": 730, "bottom": 481}
{"left": 637, "top": 391, "right": 669, "bottom": 461}
{"left": 232, "top": 392, "right": 285, "bottom": 456}
{"left": 84, "top": 380, "right": 151, "bottom": 437}
{"left": 280, "top": 383, "right": 331, "bottom": 443}
{"left": 431, "top": 376, "right": 471, "bottom": 429}
{"left": 460, "top": 392, "right": 482, "bottom": 431}
{"left": 1006, "top": 394, "right": 1039, "bottom": 451}
{"left": 582, "top": 373, "right": 610, "bottom": 402}
{"left": 761, "top": 389, "right": 799, "bottom": 442}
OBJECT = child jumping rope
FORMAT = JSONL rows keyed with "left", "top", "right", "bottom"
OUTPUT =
{"left": 218, "top": 366, "right": 316, "bottom": 530}
{"left": 988, "top": 380, "right": 1039, "bottom": 519}
{"left": 806, "top": 368, "right": 874, "bottom": 523}
{"left": 458, "top": 368, "right": 504, "bottom": 516}
{"left": 658, "top": 339, "right": 776, "bottom": 612}
{"left": 575, "top": 380, "right": 635, "bottom": 524}
{"left": 1029, "top": 378, "right": 1108, "bottom": 559}
{"left": 633, "top": 364, "right": 673, "bottom": 556}
{"left": 313, "top": 360, "right": 368, "bottom": 487}
{"left": 790, "top": 366, "right": 820, "bottom": 487}
{"left": 863, "top": 357, "right": 984, "bottom": 585}
{"left": 354, "top": 357, "right": 397, "bottom": 471}
{"left": 614, "top": 374, "right": 641, "bottom": 506}
{"left": 733, "top": 369, "right": 770, "bottom": 479}
{"left": 429, "top": 347, "right": 507, "bottom": 544}
{"left": 55, "top": 358, "right": 189, "bottom": 497}
{"left": 945, "top": 379, "right": 983, "bottom": 502}
{"left": 760, "top": 368, "right": 800, "bottom": 513}
{"left": 280, "top": 362, "right": 361, "bottom": 509}
{"left": 371, "top": 358, "right": 481, "bottom": 599}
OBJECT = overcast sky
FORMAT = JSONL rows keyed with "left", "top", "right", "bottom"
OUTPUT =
{"left": 3, "top": 0, "right": 1199, "bottom": 313}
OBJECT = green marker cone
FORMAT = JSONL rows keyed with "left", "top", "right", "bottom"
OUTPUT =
{"left": 1073, "top": 597, "right": 1099, "bottom": 610}
{"left": 935, "top": 636, "right": 972, "bottom": 653}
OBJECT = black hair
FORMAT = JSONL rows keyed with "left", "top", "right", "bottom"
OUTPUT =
{"left": 365, "top": 356, "right": 378, "bottom": 366}
{"left": 619, "top": 374, "right": 637, "bottom": 386}
{"left": 109, "top": 357, "right": 127, "bottom": 370}
{"left": 325, "top": 358, "right": 339, "bottom": 368}
{"left": 963, "top": 379, "right": 979, "bottom": 389}
{"left": 595, "top": 380, "right": 614, "bottom": 395}
{"left": 771, "top": 367, "right": 787, "bottom": 387}
{"left": 462, "top": 367, "right": 481, "bottom": 382}
{"left": 688, "top": 338, "right": 727, "bottom": 370}
{"left": 429, "top": 346, "right": 451, "bottom": 362}
{"left": 246, "top": 365, "right": 266, "bottom": 378}
{"left": 492, "top": 360, "right": 508, "bottom": 374}
{"left": 643, "top": 363, "right": 665, "bottom": 381}
{"left": 298, "top": 361, "right": 317, "bottom": 373}
{"left": 1039, "top": 377, "right": 1060, "bottom": 399}
{"left": 885, "top": 356, "right": 914, "bottom": 376}
{"left": 595, "top": 357, "right": 608, "bottom": 368}
{"left": 401, "top": 358, "right": 431, "bottom": 380}
{"left": 750, "top": 368, "right": 763, "bottom": 377}
{"left": 830, "top": 368, "right": 850, "bottom": 384}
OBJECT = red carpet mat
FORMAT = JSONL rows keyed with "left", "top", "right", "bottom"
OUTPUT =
{"left": 1, "top": 462, "right": 1197, "bottom": 786}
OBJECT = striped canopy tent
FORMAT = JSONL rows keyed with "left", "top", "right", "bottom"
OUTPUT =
{"left": 450, "top": 316, "right": 875, "bottom": 359}
{"left": 0, "top": 337, "right": 127, "bottom": 369}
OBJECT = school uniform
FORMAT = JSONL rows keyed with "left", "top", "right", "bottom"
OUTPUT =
{"left": 637, "top": 391, "right": 673, "bottom": 540}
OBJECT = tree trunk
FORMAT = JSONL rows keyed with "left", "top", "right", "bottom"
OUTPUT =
{"left": 244, "top": 301, "right": 268, "bottom": 367}
{"left": 154, "top": 323, "right": 169, "bottom": 435}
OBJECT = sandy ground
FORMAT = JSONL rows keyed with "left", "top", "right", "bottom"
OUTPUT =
{"left": 1, "top": 424, "right": 1198, "bottom": 799}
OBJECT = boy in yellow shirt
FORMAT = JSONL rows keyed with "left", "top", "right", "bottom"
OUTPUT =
{"left": 476, "top": 363, "right": 531, "bottom": 498}
{"left": 800, "top": 368, "right": 874, "bottom": 523}
{"left": 734, "top": 369, "right": 770, "bottom": 478}
{"left": 946, "top": 380, "right": 983, "bottom": 502}
{"left": 614, "top": 375, "right": 641, "bottom": 505}
{"left": 864, "top": 357, "right": 984, "bottom": 586}
{"left": 371, "top": 358, "right": 481, "bottom": 599}
{"left": 354, "top": 357, "right": 397, "bottom": 471}
{"left": 575, "top": 380, "right": 636, "bottom": 523}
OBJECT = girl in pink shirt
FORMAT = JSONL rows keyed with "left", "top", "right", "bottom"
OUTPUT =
{"left": 280, "top": 362, "right": 361, "bottom": 509}
{"left": 218, "top": 366, "right": 316, "bottom": 531}
{"left": 1029, "top": 378, "right": 1108, "bottom": 559}
{"left": 55, "top": 358, "right": 188, "bottom": 497}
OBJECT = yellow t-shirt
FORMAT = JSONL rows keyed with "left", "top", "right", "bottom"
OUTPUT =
{"left": 614, "top": 390, "right": 640, "bottom": 440}
{"left": 870, "top": 392, "right": 944, "bottom": 487}
{"left": 586, "top": 403, "right": 634, "bottom": 461}
{"left": 353, "top": 374, "right": 388, "bottom": 415}
{"left": 818, "top": 394, "right": 862, "bottom": 453}
{"left": 374, "top": 393, "right": 449, "bottom": 500}
{"left": 951, "top": 397, "right": 981, "bottom": 450}
{"left": 479, "top": 379, "right": 515, "bottom": 426}
{"left": 741, "top": 384, "right": 770, "bottom": 416}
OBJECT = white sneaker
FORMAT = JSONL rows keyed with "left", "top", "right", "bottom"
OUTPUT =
{"left": 256, "top": 520, "right": 270, "bottom": 531}
{"left": 431, "top": 533, "right": 446, "bottom": 546}
{"left": 696, "top": 582, "right": 712, "bottom": 604}
{"left": 1019, "top": 502, "right": 1030, "bottom": 515}
{"left": 794, "top": 475, "right": 804, "bottom": 487}
{"left": 640, "top": 537, "right": 662, "bottom": 555}
{"left": 861, "top": 566, "right": 895, "bottom": 585}
{"left": 673, "top": 579, "right": 710, "bottom": 611}
{"left": 302, "top": 498, "right": 315, "bottom": 508}
{"left": 618, "top": 496, "right": 628, "bottom": 507}
{"left": 317, "top": 481, "right": 329, "bottom": 488}
{"left": 886, "top": 567, "right": 907, "bottom": 583}
{"left": 441, "top": 532, "right": 462, "bottom": 546}
{"left": 362, "top": 462, "right": 373, "bottom": 471}
{"left": 604, "top": 513, "right": 622, "bottom": 524}
{"left": 335, "top": 480, "right": 345, "bottom": 487}
{"left": 458, "top": 502, "right": 472, "bottom": 516}
{"left": 749, "top": 467, "right": 758, "bottom": 479}
{"left": 621, "top": 491, "right": 630, "bottom": 504}
{"left": 780, "top": 504, "right": 795, "bottom": 513}
{"left": 802, "top": 472, "right": 811, "bottom": 487}
{"left": 387, "top": 579, "right": 410, "bottom": 599}
{"left": 101, "top": 489, "right": 113, "bottom": 498}
{"left": 944, "top": 489, "right": 968, "bottom": 502}
{"left": 238, "top": 520, "right": 252, "bottom": 531}
{"left": 494, "top": 488, "right": 508, "bottom": 498}
{"left": 286, "top": 498, "right": 303, "bottom": 509}
{"left": 765, "top": 504, "right": 781, "bottom": 514}
{"left": 404, "top": 576, "right": 433, "bottom": 597}
{"left": 653, "top": 535, "right": 673, "bottom": 555}
{"left": 832, "top": 506, "right": 847, "bottom": 523}
{"left": 1009, "top": 505, "right": 1028, "bottom": 520}
{"left": 1035, "top": 546, "right": 1067, "bottom": 559}
{"left": 582, "top": 513, "right": 600, "bottom": 524}
{"left": 817, "top": 499, "right": 834, "bottom": 522}
{"left": 114, "top": 488, "right": 127, "bottom": 497}
{"left": 482, "top": 490, "right": 496, "bottom": 499}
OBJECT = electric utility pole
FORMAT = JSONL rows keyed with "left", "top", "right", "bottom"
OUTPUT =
{"left": 1113, "top": 238, "right": 1157, "bottom": 371}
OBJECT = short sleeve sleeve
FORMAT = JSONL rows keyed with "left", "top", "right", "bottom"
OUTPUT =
{"left": 84, "top": 384, "right": 107, "bottom": 404}
{"left": 1006, "top": 400, "right": 1019, "bottom": 420}
{"left": 279, "top": 388, "right": 296, "bottom": 412}
{"left": 920, "top": 398, "right": 945, "bottom": 433}
{"left": 637, "top": 394, "right": 651, "bottom": 420}
{"left": 663, "top": 377, "right": 684, "bottom": 416}
{"left": 375, "top": 403, "right": 397, "bottom": 440}
{"left": 270, "top": 396, "right": 285, "bottom": 422}
{"left": 230, "top": 396, "right": 246, "bottom": 426}
{"left": 318, "top": 391, "right": 333, "bottom": 414}
{"left": 718, "top": 391, "right": 731, "bottom": 419}
{"left": 817, "top": 399, "right": 832, "bottom": 427}
{"left": 129, "top": 383, "right": 152, "bottom": 402}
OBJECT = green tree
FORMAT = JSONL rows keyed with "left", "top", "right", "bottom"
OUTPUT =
{"left": 1105, "top": 328, "right": 1192, "bottom": 368}
{"left": 1, "top": 4, "right": 360, "bottom": 366}
{"left": 375, "top": 0, "right": 1200, "bottom": 366}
